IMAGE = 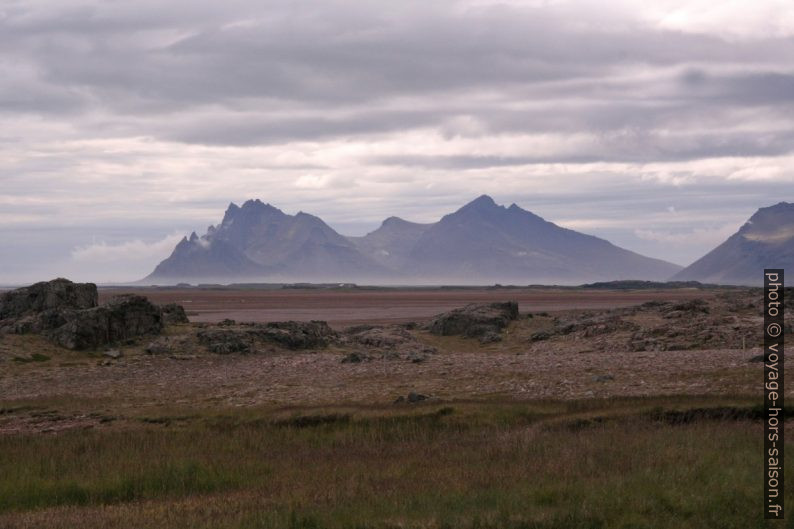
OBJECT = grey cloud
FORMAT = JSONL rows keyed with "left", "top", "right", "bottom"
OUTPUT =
{"left": 3, "top": 1, "right": 793, "bottom": 115}
{"left": 167, "top": 108, "right": 446, "bottom": 146}
{"left": 369, "top": 128, "right": 794, "bottom": 169}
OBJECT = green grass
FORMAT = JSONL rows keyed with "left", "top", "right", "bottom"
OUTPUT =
{"left": 0, "top": 397, "right": 791, "bottom": 528}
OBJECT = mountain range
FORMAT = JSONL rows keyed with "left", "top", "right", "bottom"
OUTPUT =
{"left": 145, "top": 195, "right": 683, "bottom": 285}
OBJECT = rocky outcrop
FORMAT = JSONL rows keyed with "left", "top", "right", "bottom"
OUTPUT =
{"left": 0, "top": 278, "right": 98, "bottom": 330}
{"left": 426, "top": 302, "right": 519, "bottom": 340}
{"left": 534, "top": 293, "right": 790, "bottom": 352}
{"left": 0, "top": 278, "right": 97, "bottom": 319}
{"left": 553, "top": 313, "right": 639, "bottom": 337}
{"left": 255, "top": 321, "right": 336, "bottom": 349}
{"left": 197, "top": 320, "right": 337, "bottom": 354}
{"left": 47, "top": 295, "right": 164, "bottom": 350}
{"left": 0, "top": 279, "right": 165, "bottom": 350}
{"left": 341, "top": 324, "right": 437, "bottom": 361}
{"left": 197, "top": 328, "right": 252, "bottom": 354}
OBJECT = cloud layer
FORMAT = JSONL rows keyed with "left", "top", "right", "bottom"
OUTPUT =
{"left": 1, "top": 0, "right": 793, "bottom": 283}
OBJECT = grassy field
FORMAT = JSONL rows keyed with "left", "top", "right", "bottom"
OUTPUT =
{"left": 0, "top": 396, "right": 791, "bottom": 529}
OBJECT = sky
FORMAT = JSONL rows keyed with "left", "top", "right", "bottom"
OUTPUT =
{"left": 1, "top": 0, "right": 793, "bottom": 284}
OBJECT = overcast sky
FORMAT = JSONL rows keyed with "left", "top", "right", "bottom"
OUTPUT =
{"left": 1, "top": 0, "right": 793, "bottom": 284}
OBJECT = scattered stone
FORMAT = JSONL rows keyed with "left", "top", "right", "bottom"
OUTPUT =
{"left": 479, "top": 331, "right": 502, "bottom": 344}
{"left": 406, "top": 352, "right": 428, "bottom": 363}
{"left": 530, "top": 331, "right": 551, "bottom": 342}
{"left": 341, "top": 351, "right": 370, "bottom": 363}
{"left": 408, "top": 391, "right": 429, "bottom": 403}
{"left": 145, "top": 338, "right": 172, "bottom": 355}
{"left": 218, "top": 319, "right": 236, "bottom": 326}
{"left": 394, "top": 391, "right": 431, "bottom": 404}
{"left": 592, "top": 374, "right": 614, "bottom": 382}
{"left": 103, "top": 349, "right": 122, "bottom": 359}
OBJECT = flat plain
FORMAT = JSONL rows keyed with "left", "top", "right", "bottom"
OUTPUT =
{"left": 99, "top": 286, "right": 716, "bottom": 327}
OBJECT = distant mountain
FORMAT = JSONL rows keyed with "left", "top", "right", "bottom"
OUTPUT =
{"left": 673, "top": 202, "right": 794, "bottom": 285}
{"left": 149, "top": 232, "right": 262, "bottom": 279}
{"left": 146, "top": 200, "right": 386, "bottom": 283}
{"left": 348, "top": 217, "right": 432, "bottom": 269}
{"left": 144, "top": 195, "right": 682, "bottom": 285}
{"left": 396, "top": 195, "right": 680, "bottom": 283}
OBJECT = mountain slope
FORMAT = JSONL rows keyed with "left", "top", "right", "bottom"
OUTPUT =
{"left": 673, "top": 202, "right": 794, "bottom": 285}
{"left": 348, "top": 217, "right": 433, "bottom": 269}
{"left": 401, "top": 195, "right": 681, "bottom": 283}
{"left": 147, "top": 232, "right": 264, "bottom": 280}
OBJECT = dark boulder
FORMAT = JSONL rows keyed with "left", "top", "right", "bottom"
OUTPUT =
{"left": 426, "top": 302, "right": 518, "bottom": 338}
{"left": 0, "top": 278, "right": 96, "bottom": 324}
{"left": 161, "top": 303, "right": 189, "bottom": 325}
{"left": 48, "top": 295, "right": 164, "bottom": 350}
{"left": 0, "top": 280, "right": 165, "bottom": 350}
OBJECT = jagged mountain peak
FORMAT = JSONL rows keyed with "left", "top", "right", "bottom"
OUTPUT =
{"left": 222, "top": 199, "right": 283, "bottom": 225}
{"left": 444, "top": 196, "right": 546, "bottom": 229}
{"left": 458, "top": 194, "right": 500, "bottom": 213}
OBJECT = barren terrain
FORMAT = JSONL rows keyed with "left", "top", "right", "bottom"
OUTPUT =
{"left": 1, "top": 286, "right": 791, "bottom": 529}
{"left": 1, "top": 287, "right": 785, "bottom": 433}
